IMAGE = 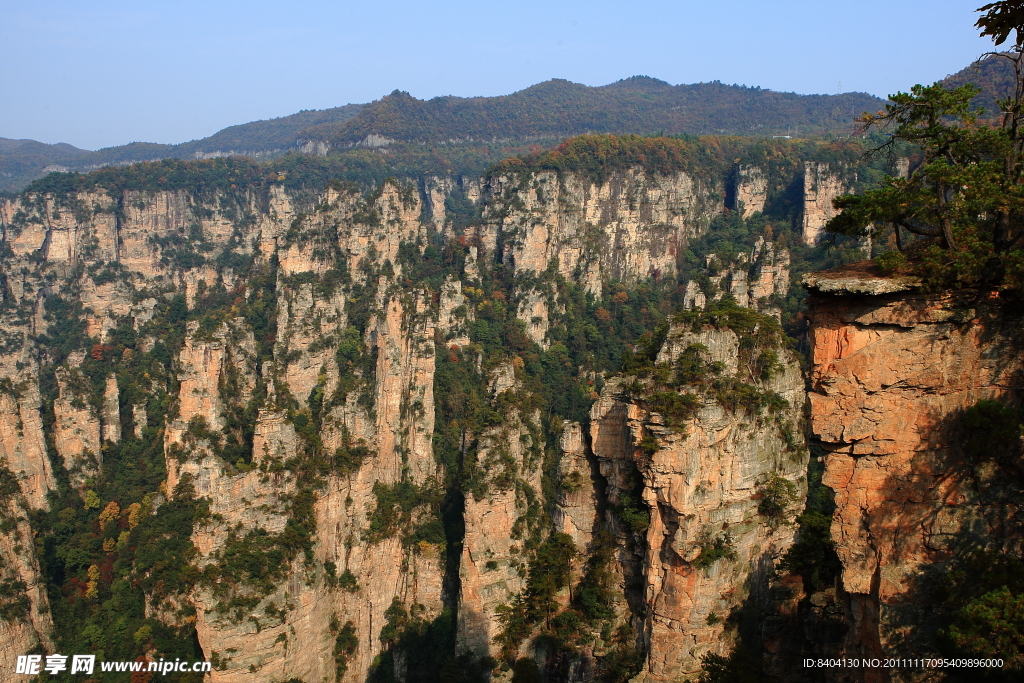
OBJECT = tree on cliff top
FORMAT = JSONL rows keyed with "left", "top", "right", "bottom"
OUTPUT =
{"left": 825, "top": 1, "right": 1024, "bottom": 291}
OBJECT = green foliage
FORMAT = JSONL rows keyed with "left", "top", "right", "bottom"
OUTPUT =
{"left": 947, "top": 586, "right": 1024, "bottom": 664}
{"left": 961, "top": 398, "right": 1024, "bottom": 463}
{"left": 442, "top": 187, "right": 481, "bottom": 231}
{"left": 33, "top": 467, "right": 206, "bottom": 680}
{"left": 875, "top": 250, "right": 908, "bottom": 274}
{"left": 0, "top": 466, "right": 19, "bottom": 497}
{"left": 365, "top": 480, "right": 442, "bottom": 545}
{"left": 779, "top": 511, "right": 842, "bottom": 590}
{"left": 396, "top": 233, "right": 468, "bottom": 292}
{"left": 338, "top": 569, "right": 360, "bottom": 592}
{"left": 510, "top": 658, "right": 542, "bottom": 683}
{"left": 379, "top": 598, "right": 410, "bottom": 647}
{"left": 618, "top": 490, "right": 651, "bottom": 534}
{"left": 324, "top": 83, "right": 882, "bottom": 150}
{"left": 0, "top": 578, "right": 30, "bottom": 622}
{"left": 496, "top": 135, "right": 720, "bottom": 185}
{"left": 674, "top": 296, "right": 787, "bottom": 353}
{"left": 825, "top": 67, "right": 1024, "bottom": 290}
{"left": 432, "top": 342, "right": 495, "bottom": 498}
{"left": 662, "top": 298, "right": 792, "bottom": 415}
{"left": 177, "top": 415, "right": 224, "bottom": 459}
{"left": 36, "top": 295, "right": 90, "bottom": 364}
{"left": 937, "top": 548, "right": 1024, "bottom": 622}
{"left": 698, "top": 643, "right": 765, "bottom": 683}
{"left": 7, "top": 77, "right": 884, "bottom": 194}
{"left": 200, "top": 488, "right": 317, "bottom": 603}
{"left": 622, "top": 300, "right": 790, "bottom": 434}
{"left": 368, "top": 604, "right": 493, "bottom": 683}
{"left": 18, "top": 143, "right": 531, "bottom": 206}
{"left": 596, "top": 624, "right": 646, "bottom": 683}
{"left": 332, "top": 323, "right": 378, "bottom": 410}
{"left": 334, "top": 621, "right": 358, "bottom": 679}
{"left": 495, "top": 533, "right": 577, "bottom": 661}
{"left": 674, "top": 343, "right": 717, "bottom": 384}
{"left": 693, "top": 533, "right": 738, "bottom": 569}
{"left": 780, "top": 456, "right": 841, "bottom": 591}
{"left": 756, "top": 474, "right": 799, "bottom": 522}
{"left": 574, "top": 556, "right": 616, "bottom": 622}
{"left": 647, "top": 391, "right": 701, "bottom": 428}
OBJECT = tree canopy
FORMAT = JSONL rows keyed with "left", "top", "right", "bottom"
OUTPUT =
{"left": 826, "top": 1, "right": 1024, "bottom": 291}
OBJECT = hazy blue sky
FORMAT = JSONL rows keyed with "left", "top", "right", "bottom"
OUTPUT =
{"left": 1, "top": 1, "right": 994, "bottom": 150}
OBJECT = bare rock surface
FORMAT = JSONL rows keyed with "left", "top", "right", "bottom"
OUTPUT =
{"left": 807, "top": 287, "right": 1024, "bottom": 662}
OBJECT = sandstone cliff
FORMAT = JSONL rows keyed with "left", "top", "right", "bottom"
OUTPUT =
{"left": 732, "top": 165, "right": 768, "bottom": 219}
{"left": 0, "top": 156, "right": 822, "bottom": 683}
{"left": 801, "top": 162, "right": 848, "bottom": 246}
{"left": 804, "top": 264, "right": 1024, "bottom": 680}
{"left": 484, "top": 168, "right": 719, "bottom": 294}
{"left": 590, "top": 314, "right": 807, "bottom": 681}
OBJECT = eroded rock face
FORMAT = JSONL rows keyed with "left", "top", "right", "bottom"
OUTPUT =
{"left": 0, "top": 161, "right": 823, "bottom": 682}
{"left": 592, "top": 324, "right": 807, "bottom": 681}
{"left": 802, "top": 162, "right": 847, "bottom": 246}
{"left": 733, "top": 165, "right": 768, "bottom": 218}
{"left": 680, "top": 238, "right": 791, "bottom": 318}
{"left": 457, "top": 358, "right": 548, "bottom": 662}
{"left": 0, "top": 380, "right": 54, "bottom": 673}
{"left": 806, "top": 285, "right": 1024, "bottom": 662}
{"left": 0, "top": 508, "right": 55, "bottom": 669}
{"left": 485, "top": 169, "right": 719, "bottom": 294}
{"left": 53, "top": 367, "right": 102, "bottom": 487}
{"left": 0, "top": 383, "right": 54, "bottom": 510}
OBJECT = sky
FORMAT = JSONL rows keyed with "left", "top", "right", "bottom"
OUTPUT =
{"left": 1, "top": 0, "right": 995, "bottom": 150}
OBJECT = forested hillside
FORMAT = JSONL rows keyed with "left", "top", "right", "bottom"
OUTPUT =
{"left": 0, "top": 104, "right": 366, "bottom": 194}
{"left": 301, "top": 78, "right": 881, "bottom": 146}
{"left": 2, "top": 76, "right": 883, "bottom": 193}
{"left": 940, "top": 52, "right": 1018, "bottom": 116}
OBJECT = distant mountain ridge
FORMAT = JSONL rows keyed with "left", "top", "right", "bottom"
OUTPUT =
{"left": 0, "top": 104, "right": 365, "bottom": 192}
{"left": 301, "top": 77, "right": 882, "bottom": 148}
{"left": 1, "top": 75, "right": 893, "bottom": 193}
{"left": 939, "top": 53, "right": 1016, "bottom": 116}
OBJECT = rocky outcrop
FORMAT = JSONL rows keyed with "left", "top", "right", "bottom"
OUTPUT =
{"left": 591, "top": 322, "right": 807, "bottom": 680}
{"left": 101, "top": 375, "right": 120, "bottom": 443}
{"left": 0, "top": 382, "right": 55, "bottom": 672}
{"left": 681, "top": 238, "right": 791, "bottom": 317}
{"left": 157, "top": 184, "right": 449, "bottom": 681}
{"left": 802, "top": 162, "right": 848, "bottom": 246}
{"left": 0, "top": 506, "right": 55, "bottom": 671}
{"left": 485, "top": 169, "right": 719, "bottom": 293}
{"left": 0, "top": 383, "right": 55, "bottom": 510}
{"left": 806, "top": 265, "right": 1024, "bottom": 664}
{"left": 554, "top": 421, "right": 598, "bottom": 552}
{"left": 458, "top": 361, "right": 547, "bottom": 662}
{"left": 732, "top": 165, "right": 767, "bottom": 218}
{"left": 53, "top": 367, "right": 101, "bottom": 486}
